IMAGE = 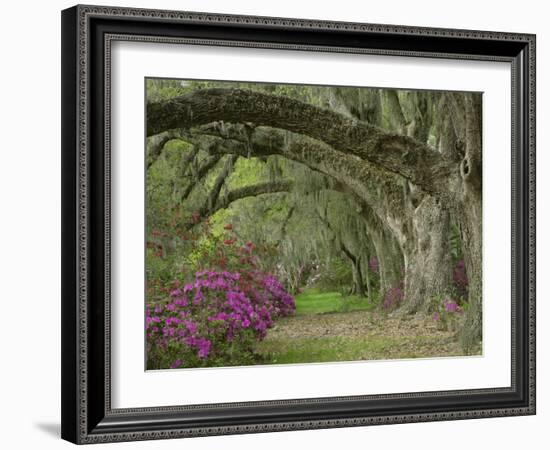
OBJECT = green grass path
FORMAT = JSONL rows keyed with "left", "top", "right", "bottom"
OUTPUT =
{"left": 254, "top": 289, "right": 467, "bottom": 364}
{"left": 294, "top": 289, "right": 375, "bottom": 315}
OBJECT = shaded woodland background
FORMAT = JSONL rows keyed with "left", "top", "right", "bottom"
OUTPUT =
{"left": 145, "top": 79, "right": 482, "bottom": 369}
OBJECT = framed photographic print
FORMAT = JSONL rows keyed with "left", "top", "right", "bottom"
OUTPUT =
{"left": 61, "top": 4, "right": 536, "bottom": 444}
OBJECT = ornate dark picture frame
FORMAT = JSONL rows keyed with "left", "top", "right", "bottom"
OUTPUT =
{"left": 61, "top": 4, "right": 536, "bottom": 444}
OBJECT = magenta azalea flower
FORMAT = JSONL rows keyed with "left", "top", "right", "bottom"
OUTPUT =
{"left": 170, "top": 359, "right": 183, "bottom": 369}
{"left": 444, "top": 299, "right": 459, "bottom": 313}
{"left": 369, "top": 256, "right": 379, "bottom": 274}
{"left": 146, "top": 269, "right": 295, "bottom": 369}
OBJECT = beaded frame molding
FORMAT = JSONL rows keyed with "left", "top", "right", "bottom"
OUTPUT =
{"left": 61, "top": 4, "right": 536, "bottom": 444}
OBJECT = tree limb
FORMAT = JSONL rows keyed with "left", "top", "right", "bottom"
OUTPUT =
{"left": 147, "top": 88, "right": 458, "bottom": 194}
{"left": 383, "top": 90, "right": 408, "bottom": 134}
{"left": 186, "top": 179, "right": 293, "bottom": 229}
{"left": 191, "top": 123, "right": 414, "bottom": 220}
{"left": 178, "top": 154, "right": 222, "bottom": 202}
{"left": 146, "top": 130, "right": 183, "bottom": 169}
{"left": 223, "top": 180, "right": 293, "bottom": 207}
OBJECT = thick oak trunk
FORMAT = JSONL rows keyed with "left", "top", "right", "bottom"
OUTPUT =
{"left": 456, "top": 94, "right": 483, "bottom": 351}
{"left": 401, "top": 196, "right": 453, "bottom": 313}
{"left": 458, "top": 196, "right": 482, "bottom": 351}
{"left": 350, "top": 258, "right": 366, "bottom": 297}
{"left": 368, "top": 222, "right": 403, "bottom": 293}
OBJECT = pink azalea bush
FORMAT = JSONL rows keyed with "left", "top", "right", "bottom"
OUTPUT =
{"left": 368, "top": 256, "right": 379, "bottom": 275}
{"left": 452, "top": 259, "right": 469, "bottom": 300}
{"left": 382, "top": 282, "right": 404, "bottom": 311}
{"left": 146, "top": 224, "right": 295, "bottom": 370}
{"left": 432, "top": 296, "right": 464, "bottom": 331}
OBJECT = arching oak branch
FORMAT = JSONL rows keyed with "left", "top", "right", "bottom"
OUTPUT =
{"left": 186, "top": 179, "right": 293, "bottom": 229}
{"left": 189, "top": 122, "right": 411, "bottom": 224}
{"left": 147, "top": 88, "right": 458, "bottom": 195}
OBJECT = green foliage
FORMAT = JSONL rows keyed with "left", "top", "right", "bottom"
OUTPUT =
{"left": 226, "top": 157, "right": 264, "bottom": 188}
{"left": 308, "top": 258, "right": 353, "bottom": 293}
{"left": 145, "top": 248, "right": 179, "bottom": 303}
{"left": 146, "top": 78, "right": 192, "bottom": 102}
{"left": 184, "top": 230, "right": 222, "bottom": 273}
{"left": 256, "top": 335, "right": 460, "bottom": 365}
{"left": 294, "top": 289, "right": 374, "bottom": 315}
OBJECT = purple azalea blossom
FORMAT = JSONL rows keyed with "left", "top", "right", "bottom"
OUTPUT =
{"left": 444, "top": 299, "right": 460, "bottom": 313}
{"left": 369, "top": 257, "right": 379, "bottom": 274}
{"left": 146, "top": 269, "right": 295, "bottom": 369}
{"left": 170, "top": 359, "right": 183, "bottom": 369}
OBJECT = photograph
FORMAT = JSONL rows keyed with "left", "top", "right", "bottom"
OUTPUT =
{"left": 57, "top": 3, "right": 536, "bottom": 444}
{"left": 145, "top": 79, "right": 483, "bottom": 370}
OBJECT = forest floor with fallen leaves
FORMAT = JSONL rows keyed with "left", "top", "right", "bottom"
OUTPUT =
{"left": 255, "top": 289, "right": 472, "bottom": 364}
